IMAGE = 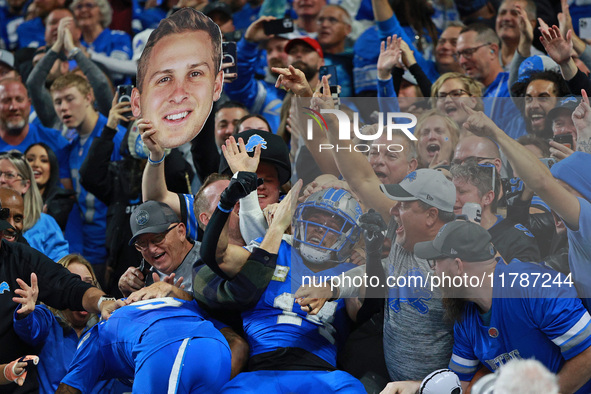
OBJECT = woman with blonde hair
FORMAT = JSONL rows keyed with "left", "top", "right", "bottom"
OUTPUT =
{"left": 414, "top": 109, "right": 460, "bottom": 168}
{"left": 0, "top": 151, "right": 69, "bottom": 261}
{"left": 431, "top": 72, "right": 485, "bottom": 138}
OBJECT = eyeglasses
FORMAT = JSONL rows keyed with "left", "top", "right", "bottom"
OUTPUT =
{"left": 74, "top": 2, "right": 98, "bottom": 10}
{"left": 134, "top": 224, "right": 179, "bottom": 251}
{"left": 316, "top": 16, "right": 345, "bottom": 25}
{"left": 452, "top": 156, "right": 496, "bottom": 166}
{"left": 0, "top": 171, "right": 22, "bottom": 181}
{"left": 455, "top": 43, "right": 491, "bottom": 60}
{"left": 437, "top": 89, "right": 471, "bottom": 99}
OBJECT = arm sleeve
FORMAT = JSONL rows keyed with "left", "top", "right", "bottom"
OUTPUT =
{"left": 79, "top": 125, "right": 118, "bottom": 205}
{"left": 376, "top": 16, "right": 439, "bottom": 82}
{"left": 13, "top": 304, "right": 53, "bottom": 347}
{"left": 223, "top": 38, "right": 264, "bottom": 110}
{"left": 193, "top": 247, "right": 278, "bottom": 310}
{"left": 509, "top": 51, "right": 527, "bottom": 100}
{"left": 88, "top": 50, "right": 137, "bottom": 75}
{"left": 238, "top": 191, "right": 268, "bottom": 245}
{"left": 60, "top": 325, "right": 104, "bottom": 391}
{"left": 567, "top": 69, "right": 591, "bottom": 95}
{"left": 578, "top": 45, "right": 591, "bottom": 72}
{"left": 448, "top": 322, "right": 480, "bottom": 381}
{"left": 25, "top": 50, "right": 61, "bottom": 129}
{"left": 377, "top": 76, "right": 396, "bottom": 98}
{"left": 409, "top": 63, "right": 432, "bottom": 97}
{"left": 332, "top": 264, "right": 366, "bottom": 298}
{"left": 536, "top": 288, "right": 591, "bottom": 360}
{"left": 73, "top": 51, "right": 115, "bottom": 117}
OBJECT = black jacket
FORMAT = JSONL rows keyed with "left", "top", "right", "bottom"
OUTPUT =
{"left": 0, "top": 240, "right": 91, "bottom": 393}
{"left": 79, "top": 126, "right": 193, "bottom": 296}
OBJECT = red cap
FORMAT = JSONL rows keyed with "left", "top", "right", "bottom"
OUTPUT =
{"left": 284, "top": 37, "right": 324, "bottom": 59}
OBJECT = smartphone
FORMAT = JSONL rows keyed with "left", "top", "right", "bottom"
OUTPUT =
{"left": 117, "top": 84, "right": 133, "bottom": 119}
{"left": 263, "top": 18, "right": 294, "bottom": 36}
{"left": 553, "top": 134, "right": 574, "bottom": 150}
{"left": 319, "top": 65, "right": 339, "bottom": 95}
{"left": 222, "top": 41, "right": 237, "bottom": 81}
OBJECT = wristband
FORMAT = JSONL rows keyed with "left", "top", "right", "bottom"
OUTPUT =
{"left": 97, "top": 295, "right": 116, "bottom": 310}
{"left": 148, "top": 153, "right": 165, "bottom": 166}
{"left": 67, "top": 47, "right": 80, "bottom": 60}
{"left": 217, "top": 202, "right": 233, "bottom": 213}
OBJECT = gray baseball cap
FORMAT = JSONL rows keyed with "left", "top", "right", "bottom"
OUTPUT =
{"left": 380, "top": 169, "right": 456, "bottom": 213}
{"left": 414, "top": 220, "right": 496, "bottom": 262}
{"left": 0, "top": 49, "right": 15, "bottom": 69}
{"left": 129, "top": 201, "right": 180, "bottom": 245}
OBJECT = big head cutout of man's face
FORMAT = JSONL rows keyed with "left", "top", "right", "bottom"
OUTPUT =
{"left": 132, "top": 8, "right": 224, "bottom": 149}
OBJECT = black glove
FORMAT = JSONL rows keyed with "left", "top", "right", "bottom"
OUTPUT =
{"left": 359, "top": 209, "right": 387, "bottom": 254}
{"left": 503, "top": 177, "right": 528, "bottom": 207}
{"left": 219, "top": 172, "right": 262, "bottom": 211}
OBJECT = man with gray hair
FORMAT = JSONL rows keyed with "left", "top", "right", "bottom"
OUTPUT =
{"left": 456, "top": 24, "right": 526, "bottom": 139}
{"left": 118, "top": 200, "right": 199, "bottom": 297}
{"left": 494, "top": 359, "right": 559, "bottom": 394}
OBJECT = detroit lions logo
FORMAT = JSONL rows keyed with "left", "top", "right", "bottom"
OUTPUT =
{"left": 403, "top": 171, "right": 417, "bottom": 182}
{"left": 244, "top": 134, "right": 268, "bottom": 152}
{"left": 388, "top": 268, "right": 432, "bottom": 314}
{"left": 0, "top": 281, "right": 9, "bottom": 294}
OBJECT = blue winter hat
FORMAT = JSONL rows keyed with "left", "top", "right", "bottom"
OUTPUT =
{"left": 551, "top": 152, "right": 591, "bottom": 202}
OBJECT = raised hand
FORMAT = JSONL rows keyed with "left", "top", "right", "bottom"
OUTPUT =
{"left": 222, "top": 136, "right": 261, "bottom": 173}
{"left": 515, "top": 4, "right": 533, "bottom": 56}
{"left": 137, "top": 118, "right": 165, "bottom": 162}
{"left": 13, "top": 273, "right": 38, "bottom": 317}
{"left": 272, "top": 65, "right": 313, "bottom": 97}
{"left": 107, "top": 92, "right": 134, "bottom": 129}
{"left": 539, "top": 23, "right": 573, "bottom": 65}
{"left": 377, "top": 35, "right": 402, "bottom": 79}
{"left": 268, "top": 179, "right": 302, "bottom": 233}
{"left": 461, "top": 102, "right": 502, "bottom": 138}
{"left": 244, "top": 16, "right": 277, "bottom": 43}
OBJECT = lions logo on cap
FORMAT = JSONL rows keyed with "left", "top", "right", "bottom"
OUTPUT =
{"left": 136, "top": 210, "right": 149, "bottom": 226}
{"left": 403, "top": 171, "right": 417, "bottom": 182}
{"left": 245, "top": 134, "right": 268, "bottom": 152}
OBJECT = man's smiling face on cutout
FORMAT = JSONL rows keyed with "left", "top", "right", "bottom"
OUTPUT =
{"left": 132, "top": 31, "right": 223, "bottom": 148}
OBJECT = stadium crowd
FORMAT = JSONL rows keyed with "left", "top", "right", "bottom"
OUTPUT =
{"left": 1, "top": 0, "right": 591, "bottom": 392}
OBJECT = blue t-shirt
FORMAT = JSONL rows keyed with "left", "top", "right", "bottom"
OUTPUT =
{"left": 16, "top": 16, "right": 44, "bottom": 48}
{"left": 82, "top": 28, "right": 132, "bottom": 85}
{"left": 0, "top": 1, "right": 29, "bottom": 50}
{"left": 449, "top": 261, "right": 591, "bottom": 393}
{"left": 65, "top": 114, "right": 125, "bottom": 265}
{"left": 567, "top": 197, "right": 591, "bottom": 311}
{"left": 23, "top": 213, "right": 69, "bottom": 262}
{"left": 241, "top": 239, "right": 352, "bottom": 366}
{"left": 483, "top": 72, "right": 527, "bottom": 140}
{"left": 0, "top": 122, "right": 70, "bottom": 179}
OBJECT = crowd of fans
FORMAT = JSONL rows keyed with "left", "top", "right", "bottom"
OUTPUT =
{"left": 1, "top": 0, "right": 591, "bottom": 392}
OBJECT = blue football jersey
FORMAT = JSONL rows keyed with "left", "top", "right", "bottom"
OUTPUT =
{"left": 449, "top": 261, "right": 591, "bottom": 393}
{"left": 241, "top": 240, "right": 354, "bottom": 366}
{"left": 62, "top": 298, "right": 229, "bottom": 391}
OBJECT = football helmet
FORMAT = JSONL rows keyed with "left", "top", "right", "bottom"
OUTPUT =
{"left": 294, "top": 188, "right": 362, "bottom": 264}
{"left": 420, "top": 369, "right": 462, "bottom": 394}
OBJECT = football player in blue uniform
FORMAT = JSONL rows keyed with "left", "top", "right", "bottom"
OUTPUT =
{"left": 192, "top": 174, "right": 366, "bottom": 393}
{"left": 56, "top": 297, "right": 232, "bottom": 394}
